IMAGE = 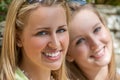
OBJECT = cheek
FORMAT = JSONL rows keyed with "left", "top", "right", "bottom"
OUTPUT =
{"left": 101, "top": 28, "right": 112, "bottom": 44}
{"left": 60, "top": 33, "right": 69, "bottom": 49}
{"left": 22, "top": 37, "right": 49, "bottom": 60}
{"left": 100, "top": 29, "right": 113, "bottom": 55}
{"left": 30, "top": 37, "right": 48, "bottom": 50}
{"left": 70, "top": 46, "right": 90, "bottom": 67}
{"left": 101, "top": 30, "right": 113, "bottom": 52}
{"left": 23, "top": 37, "right": 47, "bottom": 52}
{"left": 71, "top": 45, "right": 89, "bottom": 60}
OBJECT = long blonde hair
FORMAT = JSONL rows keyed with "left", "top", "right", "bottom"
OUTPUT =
{"left": 66, "top": 3, "right": 117, "bottom": 80}
{"left": 0, "top": 0, "right": 69, "bottom": 80}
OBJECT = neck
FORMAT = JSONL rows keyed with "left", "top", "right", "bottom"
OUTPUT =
{"left": 83, "top": 66, "right": 108, "bottom": 80}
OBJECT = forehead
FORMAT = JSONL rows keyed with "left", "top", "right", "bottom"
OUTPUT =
{"left": 69, "top": 10, "right": 101, "bottom": 40}
{"left": 29, "top": 5, "right": 65, "bottom": 19}
{"left": 25, "top": 6, "right": 66, "bottom": 26}
{"left": 71, "top": 10, "right": 100, "bottom": 28}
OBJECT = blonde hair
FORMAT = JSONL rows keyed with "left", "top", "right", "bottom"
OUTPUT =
{"left": 0, "top": 0, "right": 69, "bottom": 80}
{"left": 66, "top": 3, "right": 118, "bottom": 80}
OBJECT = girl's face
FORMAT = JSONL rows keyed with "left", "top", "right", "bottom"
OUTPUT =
{"left": 67, "top": 10, "right": 112, "bottom": 71}
{"left": 20, "top": 6, "right": 69, "bottom": 71}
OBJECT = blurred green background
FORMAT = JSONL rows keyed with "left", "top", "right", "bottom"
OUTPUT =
{"left": 0, "top": 0, "right": 12, "bottom": 22}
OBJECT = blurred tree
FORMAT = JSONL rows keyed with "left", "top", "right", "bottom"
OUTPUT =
{"left": 0, "top": 0, "right": 12, "bottom": 22}
{"left": 95, "top": 0, "right": 120, "bottom": 5}
{"left": 87, "top": 0, "right": 120, "bottom": 5}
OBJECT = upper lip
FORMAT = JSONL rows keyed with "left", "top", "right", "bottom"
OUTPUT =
{"left": 95, "top": 49, "right": 102, "bottom": 54}
{"left": 43, "top": 49, "right": 62, "bottom": 53}
{"left": 91, "top": 46, "right": 104, "bottom": 56}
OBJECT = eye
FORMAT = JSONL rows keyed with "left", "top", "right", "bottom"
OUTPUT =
{"left": 36, "top": 31, "right": 48, "bottom": 36}
{"left": 76, "top": 38, "right": 85, "bottom": 45}
{"left": 93, "top": 27, "right": 101, "bottom": 33}
{"left": 56, "top": 28, "right": 67, "bottom": 33}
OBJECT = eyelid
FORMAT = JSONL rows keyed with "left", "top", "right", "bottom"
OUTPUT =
{"left": 57, "top": 28, "right": 67, "bottom": 33}
{"left": 57, "top": 26, "right": 67, "bottom": 33}
{"left": 76, "top": 38, "right": 85, "bottom": 45}
{"left": 93, "top": 26, "right": 101, "bottom": 33}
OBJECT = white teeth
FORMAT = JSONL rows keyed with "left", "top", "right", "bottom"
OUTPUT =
{"left": 44, "top": 51, "right": 60, "bottom": 57}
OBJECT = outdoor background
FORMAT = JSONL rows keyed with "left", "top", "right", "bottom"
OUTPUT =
{"left": 0, "top": 0, "right": 120, "bottom": 71}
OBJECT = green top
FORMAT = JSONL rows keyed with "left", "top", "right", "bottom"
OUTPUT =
{"left": 15, "top": 68, "right": 29, "bottom": 80}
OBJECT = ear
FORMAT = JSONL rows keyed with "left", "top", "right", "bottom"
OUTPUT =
{"left": 66, "top": 54, "right": 74, "bottom": 62}
{"left": 17, "top": 41, "right": 22, "bottom": 47}
{"left": 16, "top": 33, "right": 23, "bottom": 47}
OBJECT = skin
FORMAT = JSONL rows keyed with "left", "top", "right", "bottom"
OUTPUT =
{"left": 67, "top": 10, "right": 112, "bottom": 80}
{"left": 19, "top": 6, "right": 69, "bottom": 80}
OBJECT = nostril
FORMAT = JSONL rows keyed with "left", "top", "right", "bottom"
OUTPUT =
{"left": 90, "top": 55, "right": 94, "bottom": 58}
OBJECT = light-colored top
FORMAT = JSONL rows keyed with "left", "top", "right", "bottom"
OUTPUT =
{"left": 117, "top": 68, "right": 120, "bottom": 74}
{"left": 15, "top": 68, "right": 29, "bottom": 80}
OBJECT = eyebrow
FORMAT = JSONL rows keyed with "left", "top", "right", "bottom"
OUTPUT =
{"left": 36, "top": 27, "right": 50, "bottom": 30}
{"left": 71, "top": 35, "right": 80, "bottom": 43}
{"left": 58, "top": 24, "right": 67, "bottom": 28}
{"left": 35, "top": 24, "right": 67, "bottom": 30}
{"left": 92, "top": 23, "right": 101, "bottom": 30}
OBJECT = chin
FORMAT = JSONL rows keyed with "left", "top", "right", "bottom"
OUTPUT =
{"left": 96, "top": 58, "right": 111, "bottom": 67}
{"left": 98, "top": 51, "right": 111, "bottom": 67}
{"left": 49, "top": 64, "right": 62, "bottom": 70}
{"left": 46, "top": 60, "right": 62, "bottom": 70}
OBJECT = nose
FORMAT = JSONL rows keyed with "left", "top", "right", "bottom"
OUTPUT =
{"left": 89, "top": 36, "right": 100, "bottom": 50}
{"left": 48, "top": 34, "right": 60, "bottom": 49}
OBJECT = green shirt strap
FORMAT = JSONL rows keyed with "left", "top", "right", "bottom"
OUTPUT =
{"left": 15, "top": 68, "right": 29, "bottom": 80}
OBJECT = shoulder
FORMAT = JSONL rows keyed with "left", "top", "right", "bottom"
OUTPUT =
{"left": 15, "top": 68, "right": 29, "bottom": 80}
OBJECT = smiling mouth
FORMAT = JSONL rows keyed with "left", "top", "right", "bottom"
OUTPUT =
{"left": 43, "top": 51, "right": 61, "bottom": 57}
{"left": 90, "top": 47, "right": 105, "bottom": 59}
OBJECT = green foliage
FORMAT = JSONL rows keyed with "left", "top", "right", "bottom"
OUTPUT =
{"left": 87, "top": 0, "right": 120, "bottom": 6}
{"left": 106, "top": 0, "right": 120, "bottom": 6}
{"left": 0, "top": 0, "right": 12, "bottom": 22}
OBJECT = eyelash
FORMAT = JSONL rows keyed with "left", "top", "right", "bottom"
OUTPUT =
{"left": 56, "top": 28, "right": 67, "bottom": 33}
{"left": 93, "top": 27, "right": 101, "bottom": 33}
{"left": 36, "top": 31, "right": 48, "bottom": 36}
{"left": 76, "top": 38, "right": 85, "bottom": 45}
{"left": 35, "top": 28, "right": 67, "bottom": 36}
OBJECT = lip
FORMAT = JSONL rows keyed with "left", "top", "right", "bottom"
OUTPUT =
{"left": 42, "top": 50, "right": 62, "bottom": 61}
{"left": 90, "top": 47, "right": 105, "bottom": 60}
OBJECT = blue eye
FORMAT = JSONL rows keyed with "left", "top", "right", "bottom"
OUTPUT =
{"left": 94, "top": 27, "right": 101, "bottom": 33}
{"left": 36, "top": 31, "right": 48, "bottom": 36}
{"left": 76, "top": 38, "right": 85, "bottom": 45}
{"left": 56, "top": 28, "right": 67, "bottom": 33}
